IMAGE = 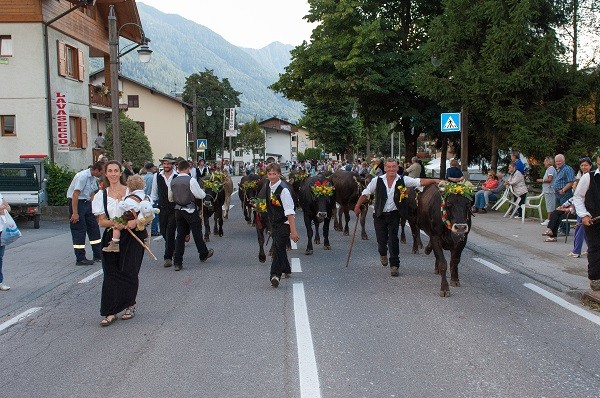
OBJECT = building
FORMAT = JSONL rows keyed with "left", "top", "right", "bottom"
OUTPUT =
{"left": 259, "top": 117, "right": 297, "bottom": 164}
{"left": 90, "top": 71, "right": 190, "bottom": 165}
{"left": 0, "top": 0, "right": 145, "bottom": 170}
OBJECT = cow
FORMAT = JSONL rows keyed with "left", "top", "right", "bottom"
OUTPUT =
{"left": 408, "top": 183, "right": 472, "bottom": 296}
{"left": 287, "top": 169, "right": 309, "bottom": 208}
{"left": 251, "top": 179, "right": 272, "bottom": 263}
{"left": 200, "top": 177, "right": 225, "bottom": 242}
{"left": 222, "top": 173, "right": 234, "bottom": 219}
{"left": 299, "top": 174, "right": 336, "bottom": 255}
{"left": 329, "top": 170, "right": 370, "bottom": 240}
{"left": 238, "top": 174, "right": 263, "bottom": 224}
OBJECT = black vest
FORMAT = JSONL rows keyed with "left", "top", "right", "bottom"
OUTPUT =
{"left": 585, "top": 172, "right": 600, "bottom": 219}
{"left": 267, "top": 183, "right": 288, "bottom": 227}
{"left": 373, "top": 176, "right": 406, "bottom": 218}
{"left": 157, "top": 173, "right": 175, "bottom": 209}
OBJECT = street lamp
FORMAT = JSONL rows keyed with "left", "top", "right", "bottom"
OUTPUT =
{"left": 108, "top": 5, "right": 152, "bottom": 162}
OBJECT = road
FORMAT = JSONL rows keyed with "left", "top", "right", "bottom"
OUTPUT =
{"left": 1, "top": 191, "right": 599, "bottom": 397}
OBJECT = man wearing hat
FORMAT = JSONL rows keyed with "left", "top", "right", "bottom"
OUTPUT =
{"left": 151, "top": 154, "right": 178, "bottom": 267}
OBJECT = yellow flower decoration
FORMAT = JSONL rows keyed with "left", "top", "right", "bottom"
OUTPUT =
{"left": 203, "top": 180, "right": 222, "bottom": 192}
{"left": 311, "top": 180, "right": 335, "bottom": 197}
{"left": 241, "top": 180, "right": 258, "bottom": 191}
{"left": 397, "top": 185, "right": 408, "bottom": 201}
{"left": 440, "top": 181, "right": 474, "bottom": 200}
{"left": 270, "top": 193, "right": 281, "bottom": 206}
{"left": 251, "top": 198, "right": 267, "bottom": 213}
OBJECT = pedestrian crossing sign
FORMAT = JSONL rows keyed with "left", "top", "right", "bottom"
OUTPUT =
{"left": 197, "top": 139, "right": 207, "bottom": 151}
{"left": 441, "top": 113, "right": 461, "bottom": 133}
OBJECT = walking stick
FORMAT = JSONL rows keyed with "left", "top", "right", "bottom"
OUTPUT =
{"left": 345, "top": 211, "right": 360, "bottom": 267}
{"left": 126, "top": 228, "right": 158, "bottom": 260}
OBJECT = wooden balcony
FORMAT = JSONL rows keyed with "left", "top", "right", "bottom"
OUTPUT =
{"left": 89, "top": 84, "right": 111, "bottom": 108}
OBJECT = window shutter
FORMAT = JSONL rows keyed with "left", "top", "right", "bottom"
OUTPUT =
{"left": 57, "top": 40, "right": 66, "bottom": 77}
{"left": 77, "top": 48, "right": 85, "bottom": 81}
{"left": 81, "top": 118, "right": 88, "bottom": 148}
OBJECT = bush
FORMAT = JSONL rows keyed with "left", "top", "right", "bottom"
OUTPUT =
{"left": 104, "top": 111, "right": 153, "bottom": 168}
{"left": 44, "top": 161, "right": 75, "bottom": 206}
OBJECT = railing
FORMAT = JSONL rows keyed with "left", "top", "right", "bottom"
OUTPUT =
{"left": 89, "top": 84, "right": 111, "bottom": 108}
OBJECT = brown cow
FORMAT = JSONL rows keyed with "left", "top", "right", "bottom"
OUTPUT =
{"left": 330, "top": 170, "right": 370, "bottom": 240}
{"left": 408, "top": 184, "right": 472, "bottom": 296}
{"left": 238, "top": 174, "right": 263, "bottom": 224}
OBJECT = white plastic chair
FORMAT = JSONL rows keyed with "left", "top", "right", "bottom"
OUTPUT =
{"left": 503, "top": 186, "right": 523, "bottom": 218}
{"left": 520, "top": 192, "right": 544, "bottom": 223}
{"left": 491, "top": 187, "right": 511, "bottom": 211}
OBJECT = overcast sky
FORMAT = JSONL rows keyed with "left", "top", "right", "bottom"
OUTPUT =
{"left": 138, "top": 0, "right": 316, "bottom": 49}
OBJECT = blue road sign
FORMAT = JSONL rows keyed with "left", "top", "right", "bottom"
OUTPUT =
{"left": 441, "top": 113, "right": 461, "bottom": 133}
{"left": 197, "top": 139, "right": 207, "bottom": 151}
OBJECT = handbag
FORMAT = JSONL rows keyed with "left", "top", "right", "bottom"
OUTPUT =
{"left": 1, "top": 212, "right": 22, "bottom": 246}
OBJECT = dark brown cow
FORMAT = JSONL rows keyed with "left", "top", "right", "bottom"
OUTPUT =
{"left": 200, "top": 177, "right": 225, "bottom": 242}
{"left": 408, "top": 184, "right": 472, "bottom": 296}
{"left": 251, "top": 179, "right": 271, "bottom": 263}
{"left": 330, "top": 170, "right": 370, "bottom": 240}
{"left": 238, "top": 174, "right": 263, "bottom": 224}
{"left": 299, "top": 174, "right": 336, "bottom": 255}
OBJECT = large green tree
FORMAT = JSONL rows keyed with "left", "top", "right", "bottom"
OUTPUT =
{"left": 237, "top": 119, "right": 265, "bottom": 156}
{"left": 104, "top": 112, "right": 153, "bottom": 168}
{"left": 183, "top": 69, "right": 241, "bottom": 161}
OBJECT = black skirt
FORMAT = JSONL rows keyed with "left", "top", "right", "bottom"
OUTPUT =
{"left": 100, "top": 228, "right": 146, "bottom": 316}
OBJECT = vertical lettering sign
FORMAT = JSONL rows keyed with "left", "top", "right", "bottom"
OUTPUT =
{"left": 55, "top": 92, "right": 70, "bottom": 152}
{"left": 228, "top": 108, "right": 236, "bottom": 131}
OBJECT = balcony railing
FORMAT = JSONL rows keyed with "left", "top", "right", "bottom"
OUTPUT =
{"left": 89, "top": 84, "right": 111, "bottom": 108}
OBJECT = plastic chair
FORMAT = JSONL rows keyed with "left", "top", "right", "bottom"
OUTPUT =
{"left": 491, "top": 187, "right": 511, "bottom": 211}
{"left": 503, "top": 186, "right": 523, "bottom": 218}
{"left": 520, "top": 192, "right": 544, "bottom": 223}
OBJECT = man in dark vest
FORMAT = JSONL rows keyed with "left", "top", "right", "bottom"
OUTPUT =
{"left": 150, "top": 153, "right": 178, "bottom": 268}
{"left": 574, "top": 153, "right": 600, "bottom": 291}
{"left": 169, "top": 160, "right": 213, "bottom": 271}
{"left": 354, "top": 158, "right": 439, "bottom": 277}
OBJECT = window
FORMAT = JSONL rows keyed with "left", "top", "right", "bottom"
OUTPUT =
{"left": 0, "top": 36, "right": 12, "bottom": 57}
{"left": 235, "top": 148, "right": 243, "bottom": 157}
{"left": 128, "top": 95, "right": 139, "bottom": 108}
{"left": 135, "top": 121, "right": 145, "bottom": 131}
{"left": 69, "top": 116, "right": 88, "bottom": 149}
{"left": 291, "top": 135, "right": 297, "bottom": 142}
{"left": 57, "top": 41, "right": 84, "bottom": 81}
{"left": 1, "top": 115, "right": 16, "bottom": 136}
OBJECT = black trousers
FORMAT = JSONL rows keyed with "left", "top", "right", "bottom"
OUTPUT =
{"left": 173, "top": 209, "right": 209, "bottom": 266}
{"left": 159, "top": 206, "right": 176, "bottom": 260}
{"left": 547, "top": 210, "right": 574, "bottom": 237}
{"left": 373, "top": 211, "right": 400, "bottom": 267}
{"left": 270, "top": 224, "right": 291, "bottom": 278}
{"left": 585, "top": 224, "right": 600, "bottom": 280}
{"left": 69, "top": 200, "right": 101, "bottom": 261}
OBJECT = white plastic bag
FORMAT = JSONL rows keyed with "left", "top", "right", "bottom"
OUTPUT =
{"left": 1, "top": 212, "right": 22, "bottom": 246}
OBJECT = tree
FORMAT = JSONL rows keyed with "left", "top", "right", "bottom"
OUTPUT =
{"left": 237, "top": 119, "right": 264, "bottom": 156}
{"left": 183, "top": 69, "right": 241, "bottom": 161}
{"left": 104, "top": 112, "right": 153, "bottom": 168}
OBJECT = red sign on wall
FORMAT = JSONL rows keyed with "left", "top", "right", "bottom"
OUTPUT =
{"left": 55, "top": 92, "right": 70, "bottom": 152}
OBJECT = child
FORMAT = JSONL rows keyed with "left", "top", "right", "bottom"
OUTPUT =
{"left": 103, "top": 175, "right": 154, "bottom": 253}
{"left": 265, "top": 162, "right": 299, "bottom": 287}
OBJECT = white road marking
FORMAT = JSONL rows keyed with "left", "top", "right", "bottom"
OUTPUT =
{"left": 0, "top": 307, "right": 42, "bottom": 332}
{"left": 78, "top": 270, "right": 103, "bottom": 284}
{"left": 232, "top": 189, "right": 238, "bottom": 196}
{"left": 473, "top": 257, "right": 510, "bottom": 274}
{"left": 291, "top": 257, "right": 302, "bottom": 273}
{"left": 291, "top": 239, "right": 298, "bottom": 250}
{"left": 293, "top": 283, "right": 322, "bottom": 398}
{"left": 524, "top": 283, "right": 600, "bottom": 326}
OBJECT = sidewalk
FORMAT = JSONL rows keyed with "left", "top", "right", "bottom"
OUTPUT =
{"left": 468, "top": 208, "right": 599, "bottom": 303}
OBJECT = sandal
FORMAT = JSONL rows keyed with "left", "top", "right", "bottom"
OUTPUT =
{"left": 544, "top": 237, "right": 557, "bottom": 242}
{"left": 100, "top": 315, "right": 117, "bottom": 327}
{"left": 542, "top": 230, "right": 552, "bottom": 236}
{"left": 121, "top": 306, "right": 135, "bottom": 320}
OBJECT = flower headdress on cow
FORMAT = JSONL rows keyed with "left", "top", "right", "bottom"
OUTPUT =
{"left": 438, "top": 181, "right": 475, "bottom": 201}
{"left": 240, "top": 180, "right": 259, "bottom": 191}
{"left": 311, "top": 180, "right": 335, "bottom": 197}
{"left": 202, "top": 179, "right": 222, "bottom": 192}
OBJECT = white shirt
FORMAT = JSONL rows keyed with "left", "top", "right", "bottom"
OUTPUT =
{"left": 269, "top": 179, "right": 295, "bottom": 222}
{"left": 150, "top": 170, "right": 177, "bottom": 202}
{"left": 362, "top": 174, "right": 422, "bottom": 212}
{"left": 573, "top": 169, "right": 598, "bottom": 218}
{"left": 92, "top": 188, "right": 131, "bottom": 219}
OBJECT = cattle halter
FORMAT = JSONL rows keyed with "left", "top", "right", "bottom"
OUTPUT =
{"left": 440, "top": 197, "right": 453, "bottom": 230}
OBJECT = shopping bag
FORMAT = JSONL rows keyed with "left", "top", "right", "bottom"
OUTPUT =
{"left": 1, "top": 212, "right": 22, "bottom": 246}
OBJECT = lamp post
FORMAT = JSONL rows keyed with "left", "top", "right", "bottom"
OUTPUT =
{"left": 220, "top": 108, "right": 235, "bottom": 170}
{"left": 191, "top": 92, "right": 213, "bottom": 159}
{"left": 108, "top": 5, "right": 152, "bottom": 162}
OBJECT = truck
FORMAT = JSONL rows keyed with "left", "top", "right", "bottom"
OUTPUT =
{"left": 0, "top": 156, "right": 47, "bottom": 229}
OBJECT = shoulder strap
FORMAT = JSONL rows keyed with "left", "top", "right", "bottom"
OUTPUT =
{"left": 102, "top": 188, "right": 109, "bottom": 219}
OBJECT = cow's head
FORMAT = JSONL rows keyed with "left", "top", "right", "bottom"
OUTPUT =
{"left": 201, "top": 179, "right": 222, "bottom": 211}
{"left": 239, "top": 175, "right": 262, "bottom": 202}
{"left": 310, "top": 177, "right": 335, "bottom": 221}
{"left": 442, "top": 193, "right": 471, "bottom": 242}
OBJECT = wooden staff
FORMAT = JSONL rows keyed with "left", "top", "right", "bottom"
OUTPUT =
{"left": 345, "top": 212, "right": 360, "bottom": 267}
{"left": 126, "top": 228, "right": 158, "bottom": 260}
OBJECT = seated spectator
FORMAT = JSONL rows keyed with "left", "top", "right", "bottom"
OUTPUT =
{"left": 542, "top": 198, "right": 575, "bottom": 242}
{"left": 506, "top": 161, "right": 528, "bottom": 218}
{"left": 472, "top": 171, "right": 499, "bottom": 213}
{"left": 446, "top": 159, "right": 464, "bottom": 182}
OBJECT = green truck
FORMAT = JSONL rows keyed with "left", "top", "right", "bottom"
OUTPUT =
{"left": 0, "top": 162, "right": 47, "bottom": 229}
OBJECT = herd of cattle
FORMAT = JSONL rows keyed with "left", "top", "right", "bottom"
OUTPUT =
{"left": 197, "top": 170, "right": 473, "bottom": 297}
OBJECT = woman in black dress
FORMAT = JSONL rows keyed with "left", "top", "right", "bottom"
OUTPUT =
{"left": 92, "top": 160, "right": 146, "bottom": 326}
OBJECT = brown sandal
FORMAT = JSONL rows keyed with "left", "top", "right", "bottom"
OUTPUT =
{"left": 544, "top": 237, "right": 557, "bottom": 242}
{"left": 121, "top": 306, "right": 135, "bottom": 320}
{"left": 100, "top": 315, "right": 117, "bottom": 327}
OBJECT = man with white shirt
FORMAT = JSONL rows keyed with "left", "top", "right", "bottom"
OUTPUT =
{"left": 151, "top": 154, "right": 178, "bottom": 268}
{"left": 354, "top": 158, "right": 439, "bottom": 277}
{"left": 573, "top": 153, "right": 600, "bottom": 291}
{"left": 168, "top": 160, "right": 213, "bottom": 271}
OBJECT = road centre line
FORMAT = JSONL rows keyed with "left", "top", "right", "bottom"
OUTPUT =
{"left": 291, "top": 257, "right": 302, "bottom": 273}
{"left": 524, "top": 283, "right": 600, "bottom": 326}
{"left": 293, "top": 283, "right": 322, "bottom": 398}
{"left": 0, "top": 307, "right": 42, "bottom": 333}
{"left": 78, "top": 270, "right": 103, "bottom": 284}
{"left": 232, "top": 189, "right": 238, "bottom": 196}
{"left": 472, "top": 257, "right": 510, "bottom": 274}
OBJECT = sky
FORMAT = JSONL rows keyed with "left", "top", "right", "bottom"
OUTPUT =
{"left": 138, "top": 0, "right": 316, "bottom": 49}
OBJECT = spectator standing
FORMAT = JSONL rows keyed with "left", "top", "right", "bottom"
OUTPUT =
{"left": 537, "top": 157, "right": 556, "bottom": 226}
{"left": 94, "top": 132, "right": 105, "bottom": 148}
{"left": 506, "top": 161, "right": 528, "bottom": 218}
{"left": 569, "top": 157, "right": 592, "bottom": 257}
{"left": 150, "top": 154, "right": 178, "bottom": 268}
{"left": 446, "top": 159, "right": 464, "bottom": 182}
{"left": 551, "top": 154, "right": 575, "bottom": 207}
{"left": 67, "top": 162, "right": 104, "bottom": 265}
{"left": 0, "top": 193, "right": 11, "bottom": 291}
{"left": 141, "top": 162, "right": 159, "bottom": 236}
{"left": 123, "top": 161, "right": 134, "bottom": 180}
{"left": 405, "top": 157, "right": 422, "bottom": 178}
{"left": 511, "top": 151, "right": 526, "bottom": 175}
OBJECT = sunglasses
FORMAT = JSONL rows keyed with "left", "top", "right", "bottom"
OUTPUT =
{"left": 579, "top": 157, "right": 592, "bottom": 163}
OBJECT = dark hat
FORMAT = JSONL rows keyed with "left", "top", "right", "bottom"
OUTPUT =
{"left": 159, "top": 153, "right": 176, "bottom": 163}
{"left": 144, "top": 162, "right": 155, "bottom": 169}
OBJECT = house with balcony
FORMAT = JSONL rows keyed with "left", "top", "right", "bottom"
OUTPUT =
{"left": 259, "top": 117, "right": 297, "bottom": 164}
{"left": 0, "top": 0, "right": 145, "bottom": 171}
{"left": 90, "top": 71, "right": 190, "bottom": 164}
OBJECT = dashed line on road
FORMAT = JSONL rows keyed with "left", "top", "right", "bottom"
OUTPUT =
{"left": 0, "top": 307, "right": 42, "bottom": 333}
{"left": 293, "top": 282, "right": 322, "bottom": 398}
{"left": 78, "top": 270, "right": 103, "bottom": 284}
{"left": 232, "top": 189, "right": 238, "bottom": 196}
{"left": 473, "top": 257, "right": 510, "bottom": 274}
{"left": 524, "top": 283, "right": 600, "bottom": 327}
{"left": 291, "top": 257, "right": 302, "bottom": 273}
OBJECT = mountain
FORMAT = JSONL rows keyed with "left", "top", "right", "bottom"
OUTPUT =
{"left": 93, "top": 2, "right": 304, "bottom": 123}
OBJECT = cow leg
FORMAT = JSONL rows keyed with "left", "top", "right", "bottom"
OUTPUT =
{"left": 313, "top": 220, "right": 321, "bottom": 245}
{"left": 257, "top": 227, "right": 266, "bottom": 263}
{"left": 323, "top": 217, "right": 331, "bottom": 250}
{"left": 409, "top": 220, "right": 422, "bottom": 254}
{"left": 217, "top": 208, "right": 224, "bottom": 237}
{"left": 360, "top": 208, "right": 368, "bottom": 240}
{"left": 449, "top": 244, "right": 465, "bottom": 287}
{"left": 304, "top": 213, "right": 314, "bottom": 255}
{"left": 244, "top": 203, "right": 251, "bottom": 223}
{"left": 343, "top": 207, "right": 350, "bottom": 236}
{"left": 430, "top": 238, "right": 450, "bottom": 296}
{"left": 223, "top": 195, "right": 231, "bottom": 219}
{"left": 203, "top": 212, "right": 211, "bottom": 242}
{"left": 334, "top": 207, "right": 341, "bottom": 231}
{"left": 425, "top": 240, "right": 433, "bottom": 256}
{"left": 400, "top": 217, "right": 407, "bottom": 244}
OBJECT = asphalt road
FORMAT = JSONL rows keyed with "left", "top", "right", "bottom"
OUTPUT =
{"left": 1, "top": 193, "right": 599, "bottom": 398}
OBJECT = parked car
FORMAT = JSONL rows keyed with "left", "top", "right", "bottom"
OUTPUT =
{"left": 0, "top": 163, "right": 46, "bottom": 229}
